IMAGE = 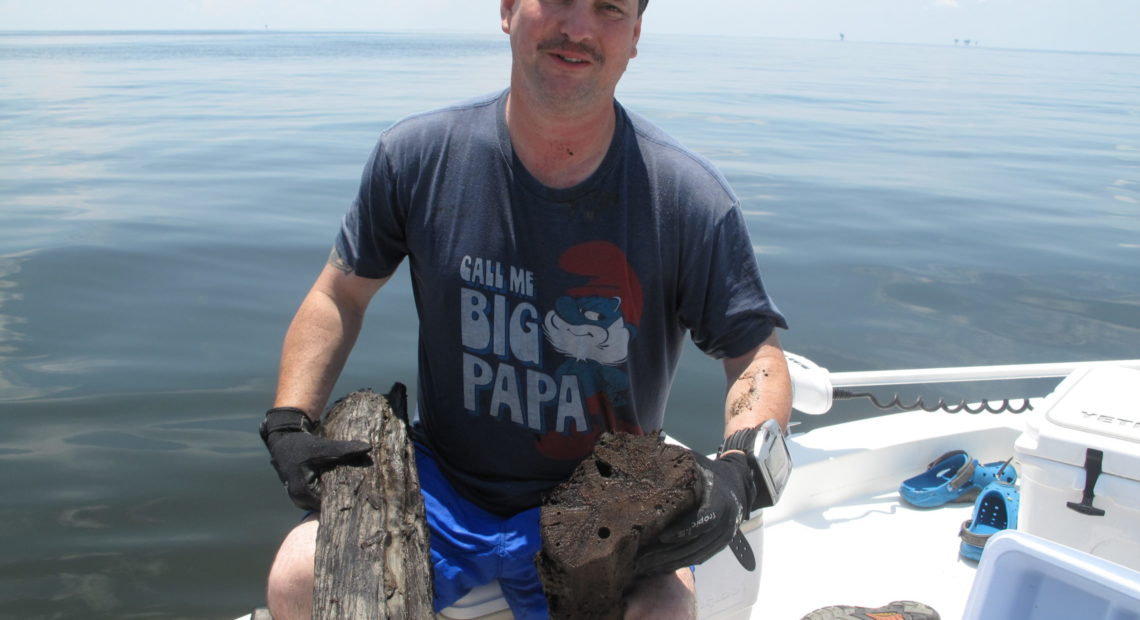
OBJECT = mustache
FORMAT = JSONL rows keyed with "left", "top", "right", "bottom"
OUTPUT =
{"left": 537, "top": 37, "right": 603, "bottom": 64}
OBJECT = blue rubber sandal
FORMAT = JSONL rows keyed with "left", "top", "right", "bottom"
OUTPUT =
{"left": 971, "top": 457, "right": 1017, "bottom": 489}
{"left": 899, "top": 451, "right": 977, "bottom": 507}
{"left": 959, "top": 480, "right": 1019, "bottom": 561}
{"left": 900, "top": 452, "right": 1018, "bottom": 508}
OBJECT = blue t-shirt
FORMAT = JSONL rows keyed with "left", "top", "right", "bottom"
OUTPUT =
{"left": 337, "top": 90, "right": 786, "bottom": 515}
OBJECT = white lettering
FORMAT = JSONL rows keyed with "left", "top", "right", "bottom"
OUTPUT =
{"left": 462, "top": 353, "right": 493, "bottom": 412}
{"left": 470, "top": 257, "right": 504, "bottom": 290}
{"left": 460, "top": 288, "right": 490, "bottom": 350}
{"left": 493, "top": 293, "right": 507, "bottom": 357}
{"left": 460, "top": 256, "right": 508, "bottom": 291}
{"left": 472, "top": 257, "right": 485, "bottom": 286}
{"left": 526, "top": 370, "right": 558, "bottom": 431}
{"left": 459, "top": 255, "right": 473, "bottom": 282}
{"left": 489, "top": 260, "right": 503, "bottom": 289}
{"left": 509, "top": 302, "right": 541, "bottom": 365}
{"left": 462, "top": 357, "right": 586, "bottom": 432}
{"left": 463, "top": 289, "right": 540, "bottom": 365}
{"left": 556, "top": 374, "right": 588, "bottom": 433}
{"left": 510, "top": 266, "right": 535, "bottom": 297}
{"left": 490, "top": 362, "right": 524, "bottom": 424}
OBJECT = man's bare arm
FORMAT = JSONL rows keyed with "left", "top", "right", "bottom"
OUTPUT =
{"left": 273, "top": 250, "right": 388, "bottom": 420}
{"left": 722, "top": 330, "right": 791, "bottom": 438}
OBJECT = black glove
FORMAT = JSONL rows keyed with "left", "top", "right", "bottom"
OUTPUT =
{"left": 636, "top": 449, "right": 758, "bottom": 575}
{"left": 259, "top": 407, "right": 371, "bottom": 511}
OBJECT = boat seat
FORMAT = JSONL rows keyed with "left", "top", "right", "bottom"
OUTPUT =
{"left": 438, "top": 582, "right": 512, "bottom": 619}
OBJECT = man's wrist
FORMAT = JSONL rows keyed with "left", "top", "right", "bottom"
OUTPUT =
{"left": 259, "top": 407, "right": 316, "bottom": 442}
{"left": 714, "top": 450, "right": 758, "bottom": 518}
{"left": 720, "top": 420, "right": 792, "bottom": 512}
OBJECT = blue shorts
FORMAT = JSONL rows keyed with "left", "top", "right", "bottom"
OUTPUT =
{"left": 415, "top": 442, "right": 549, "bottom": 619}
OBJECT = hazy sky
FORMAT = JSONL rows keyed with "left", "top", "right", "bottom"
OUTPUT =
{"left": 2, "top": 0, "right": 1138, "bottom": 55}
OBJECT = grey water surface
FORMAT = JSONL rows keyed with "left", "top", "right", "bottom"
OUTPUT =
{"left": 1, "top": 31, "right": 1138, "bottom": 618}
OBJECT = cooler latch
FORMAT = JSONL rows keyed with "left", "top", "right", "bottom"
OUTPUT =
{"left": 1066, "top": 448, "right": 1107, "bottom": 517}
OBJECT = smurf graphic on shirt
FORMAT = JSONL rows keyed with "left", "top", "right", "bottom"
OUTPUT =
{"left": 537, "top": 241, "right": 645, "bottom": 459}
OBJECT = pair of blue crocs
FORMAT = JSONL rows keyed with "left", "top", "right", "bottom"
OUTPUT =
{"left": 899, "top": 451, "right": 1019, "bottom": 560}
{"left": 899, "top": 450, "right": 1016, "bottom": 508}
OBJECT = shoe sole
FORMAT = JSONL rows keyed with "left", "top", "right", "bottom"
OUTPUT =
{"left": 801, "top": 599, "right": 941, "bottom": 620}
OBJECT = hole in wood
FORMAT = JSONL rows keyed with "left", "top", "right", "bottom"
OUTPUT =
{"left": 597, "top": 527, "right": 611, "bottom": 539}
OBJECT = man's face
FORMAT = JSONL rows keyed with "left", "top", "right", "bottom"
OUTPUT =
{"left": 501, "top": 0, "right": 642, "bottom": 113}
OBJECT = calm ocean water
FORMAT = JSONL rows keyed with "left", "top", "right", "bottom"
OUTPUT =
{"left": 1, "top": 30, "right": 1137, "bottom": 618}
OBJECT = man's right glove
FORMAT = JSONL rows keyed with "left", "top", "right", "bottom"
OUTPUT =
{"left": 635, "top": 448, "right": 758, "bottom": 576}
{"left": 259, "top": 407, "right": 371, "bottom": 511}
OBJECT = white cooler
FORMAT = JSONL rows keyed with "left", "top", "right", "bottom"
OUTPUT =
{"left": 963, "top": 530, "right": 1140, "bottom": 620}
{"left": 1014, "top": 365, "right": 1140, "bottom": 571}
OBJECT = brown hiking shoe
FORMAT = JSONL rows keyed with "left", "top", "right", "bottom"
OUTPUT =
{"left": 800, "top": 600, "right": 940, "bottom": 620}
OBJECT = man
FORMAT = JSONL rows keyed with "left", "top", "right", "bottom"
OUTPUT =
{"left": 261, "top": 0, "right": 791, "bottom": 618}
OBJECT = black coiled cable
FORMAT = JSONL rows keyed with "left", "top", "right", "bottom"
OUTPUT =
{"left": 833, "top": 389, "right": 1034, "bottom": 414}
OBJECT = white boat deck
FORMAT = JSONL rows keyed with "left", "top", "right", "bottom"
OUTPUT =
{"left": 748, "top": 410, "right": 1027, "bottom": 620}
{"left": 758, "top": 483, "right": 981, "bottom": 619}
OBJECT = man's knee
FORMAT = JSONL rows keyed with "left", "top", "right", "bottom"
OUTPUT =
{"left": 624, "top": 568, "right": 697, "bottom": 620}
{"left": 267, "top": 518, "right": 319, "bottom": 620}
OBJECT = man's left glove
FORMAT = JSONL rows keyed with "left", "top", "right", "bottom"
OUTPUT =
{"left": 259, "top": 407, "right": 372, "bottom": 511}
{"left": 635, "top": 448, "right": 758, "bottom": 576}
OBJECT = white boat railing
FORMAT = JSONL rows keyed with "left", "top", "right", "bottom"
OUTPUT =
{"left": 785, "top": 354, "right": 1140, "bottom": 415}
{"left": 828, "top": 359, "right": 1140, "bottom": 388}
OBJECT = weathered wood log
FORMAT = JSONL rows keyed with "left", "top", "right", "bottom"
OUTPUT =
{"left": 312, "top": 385, "right": 433, "bottom": 619}
{"left": 536, "top": 432, "right": 700, "bottom": 619}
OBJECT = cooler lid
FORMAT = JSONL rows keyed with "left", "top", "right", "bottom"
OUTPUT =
{"left": 1020, "top": 366, "right": 1140, "bottom": 481}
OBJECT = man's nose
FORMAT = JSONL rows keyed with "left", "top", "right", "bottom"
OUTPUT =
{"left": 558, "top": 1, "right": 596, "bottom": 43}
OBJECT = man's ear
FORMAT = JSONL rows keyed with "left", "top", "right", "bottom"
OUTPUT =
{"left": 501, "top": 0, "right": 517, "bottom": 34}
{"left": 630, "top": 15, "right": 642, "bottom": 59}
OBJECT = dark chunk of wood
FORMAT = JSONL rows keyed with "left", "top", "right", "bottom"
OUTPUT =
{"left": 312, "top": 385, "right": 433, "bottom": 619}
{"left": 536, "top": 432, "right": 699, "bottom": 619}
